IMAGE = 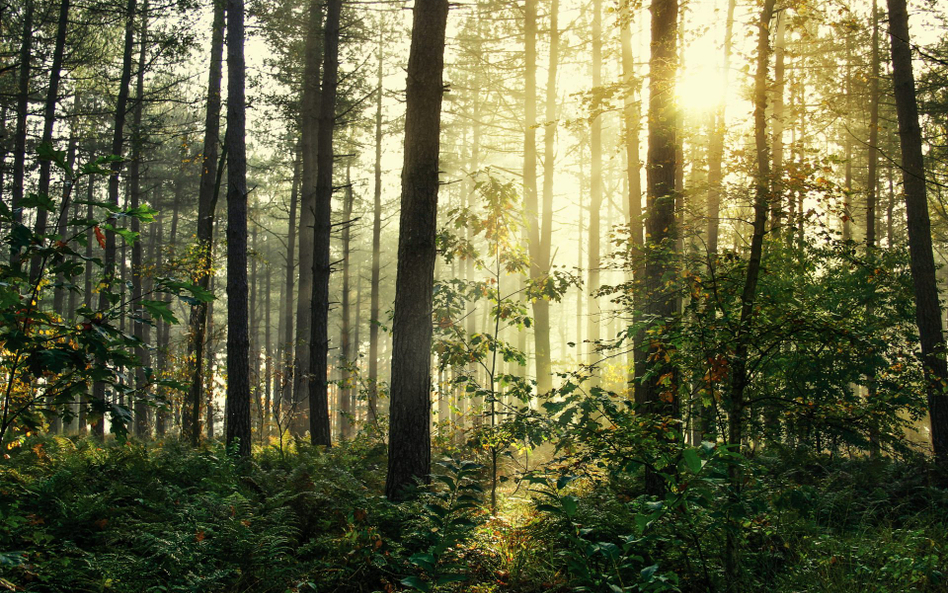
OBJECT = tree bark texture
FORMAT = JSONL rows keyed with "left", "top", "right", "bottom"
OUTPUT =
{"left": 886, "top": 0, "right": 948, "bottom": 463}
{"left": 386, "top": 0, "right": 449, "bottom": 501}
{"left": 225, "top": 0, "right": 252, "bottom": 458}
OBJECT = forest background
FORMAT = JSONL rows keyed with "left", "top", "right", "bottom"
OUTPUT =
{"left": 0, "top": 0, "right": 947, "bottom": 591}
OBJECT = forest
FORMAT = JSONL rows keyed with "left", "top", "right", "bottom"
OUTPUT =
{"left": 1, "top": 0, "right": 947, "bottom": 590}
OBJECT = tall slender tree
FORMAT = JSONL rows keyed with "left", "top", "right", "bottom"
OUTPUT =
{"left": 184, "top": 0, "right": 225, "bottom": 445}
{"left": 225, "top": 0, "right": 252, "bottom": 457}
{"left": 92, "top": 0, "right": 137, "bottom": 437}
{"left": 886, "top": 0, "right": 948, "bottom": 464}
{"left": 386, "top": 0, "right": 449, "bottom": 501}
{"left": 368, "top": 23, "right": 385, "bottom": 424}
{"left": 642, "top": 0, "right": 679, "bottom": 495}
{"left": 294, "top": 2, "right": 323, "bottom": 431}
{"left": 307, "top": 0, "right": 342, "bottom": 447}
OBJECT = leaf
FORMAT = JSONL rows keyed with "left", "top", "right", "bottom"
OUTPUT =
{"left": 20, "top": 192, "right": 56, "bottom": 212}
{"left": 141, "top": 299, "right": 179, "bottom": 324}
{"left": 560, "top": 495, "right": 579, "bottom": 518}
{"left": 102, "top": 223, "right": 138, "bottom": 245}
{"left": 400, "top": 576, "right": 431, "bottom": 592}
{"left": 683, "top": 448, "right": 703, "bottom": 474}
{"left": 640, "top": 564, "right": 659, "bottom": 581}
{"left": 435, "top": 574, "right": 468, "bottom": 585}
{"left": 37, "top": 142, "right": 73, "bottom": 178}
{"left": 94, "top": 226, "right": 106, "bottom": 249}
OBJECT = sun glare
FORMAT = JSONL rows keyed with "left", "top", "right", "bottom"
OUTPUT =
{"left": 677, "top": 65, "right": 727, "bottom": 114}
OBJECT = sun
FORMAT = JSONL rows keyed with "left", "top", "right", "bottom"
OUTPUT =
{"left": 677, "top": 65, "right": 728, "bottom": 115}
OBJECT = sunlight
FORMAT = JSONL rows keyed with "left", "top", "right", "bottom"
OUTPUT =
{"left": 677, "top": 65, "right": 727, "bottom": 114}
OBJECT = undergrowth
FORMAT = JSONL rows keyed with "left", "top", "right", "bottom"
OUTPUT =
{"left": 0, "top": 435, "right": 945, "bottom": 592}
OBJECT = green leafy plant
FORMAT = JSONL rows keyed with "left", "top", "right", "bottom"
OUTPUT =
{"left": 400, "top": 458, "right": 485, "bottom": 592}
{"left": 0, "top": 146, "right": 212, "bottom": 443}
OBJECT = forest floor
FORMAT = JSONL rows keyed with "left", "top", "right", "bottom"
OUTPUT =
{"left": 0, "top": 434, "right": 946, "bottom": 593}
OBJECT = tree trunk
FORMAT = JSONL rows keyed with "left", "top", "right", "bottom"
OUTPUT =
{"left": 338, "top": 158, "right": 354, "bottom": 440}
{"left": 225, "top": 0, "right": 252, "bottom": 458}
{"left": 308, "top": 0, "right": 342, "bottom": 447}
{"left": 294, "top": 2, "right": 323, "bottom": 434}
{"left": 523, "top": 0, "right": 551, "bottom": 395}
{"left": 705, "top": 0, "right": 736, "bottom": 257}
{"left": 184, "top": 0, "right": 225, "bottom": 445}
{"left": 725, "top": 1, "right": 775, "bottom": 585}
{"left": 92, "top": 0, "right": 137, "bottom": 437}
{"left": 29, "top": 0, "right": 70, "bottom": 282}
{"left": 537, "top": 0, "right": 559, "bottom": 396}
{"left": 281, "top": 146, "right": 300, "bottom": 431}
{"left": 621, "top": 1, "right": 645, "bottom": 405}
{"left": 643, "top": 0, "right": 679, "bottom": 496}
{"left": 386, "top": 0, "right": 449, "bottom": 501}
{"left": 587, "top": 0, "right": 603, "bottom": 381}
{"left": 132, "top": 0, "right": 150, "bottom": 438}
{"left": 368, "top": 26, "right": 384, "bottom": 424}
{"left": 770, "top": 10, "right": 786, "bottom": 229}
{"left": 886, "top": 0, "right": 948, "bottom": 464}
{"left": 10, "top": 0, "right": 34, "bottom": 228}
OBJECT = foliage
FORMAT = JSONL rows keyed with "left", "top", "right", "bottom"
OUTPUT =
{"left": 0, "top": 148, "right": 212, "bottom": 444}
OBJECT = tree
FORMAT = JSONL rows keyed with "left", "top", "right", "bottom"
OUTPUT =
{"left": 307, "top": 0, "right": 341, "bottom": 447}
{"left": 92, "top": 0, "right": 137, "bottom": 438}
{"left": 886, "top": 0, "right": 948, "bottom": 464}
{"left": 294, "top": 1, "right": 322, "bottom": 432}
{"left": 724, "top": 0, "right": 776, "bottom": 583}
{"left": 184, "top": 0, "right": 225, "bottom": 446}
{"left": 225, "top": 0, "right": 252, "bottom": 457}
{"left": 642, "top": 0, "right": 679, "bottom": 423}
{"left": 386, "top": 0, "right": 449, "bottom": 502}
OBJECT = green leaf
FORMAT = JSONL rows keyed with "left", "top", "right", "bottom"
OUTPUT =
{"left": 37, "top": 142, "right": 74, "bottom": 178}
{"left": 683, "top": 448, "right": 703, "bottom": 474}
{"left": 20, "top": 193, "right": 56, "bottom": 212}
{"left": 640, "top": 564, "right": 659, "bottom": 581}
{"left": 560, "top": 495, "right": 579, "bottom": 519}
{"left": 102, "top": 223, "right": 139, "bottom": 245}
{"left": 122, "top": 204, "right": 158, "bottom": 223}
{"left": 400, "top": 576, "right": 431, "bottom": 592}
{"left": 141, "top": 299, "right": 178, "bottom": 324}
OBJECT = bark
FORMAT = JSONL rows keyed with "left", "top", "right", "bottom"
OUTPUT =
{"left": 770, "top": 10, "right": 786, "bottom": 229}
{"left": 184, "top": 0, "right": 225, "bottom": 446}
{"left": 523, "top": 0, "right": 548, "bottom": 394}
{"left": 843, "top": 34, "right": 853, "bottom": 242}
{"left": 886, "top": 0, "right": 948, "bottom": 463}
{"left": 866, "top": 0, "right": 879, "bottom": 250}
{"left": 725, "top": 1, "right": 775, "bottom": 585}
{"left": 386, "top": 0, "right": 449, "bottom": 501}
{"left": 294, "top": 1, "right": 323, "bottom": 432}
{"left": 132, "top": 0, "right": 150, "bottom": 438}
{"left": 368, "top": 27, "right": 384, "bottom": 424}
{"left": 264, "top": 239, "right": 272, "bottom": 439}
{"left": 536, "top": 0, "right": 559, "bottom": 396}
{"left": 225, "top": 0, "right": 252, "bottom": 457}
{"left": 92, "top": 0, "right": 137, "bottom": 437}
{"left": 866, "top": 0, "right": 881, "bottom": 458}
{"left": 308, "top": 0, "right": 341, "bottom": 447}
{"left": 620, "top": 1, "right": 645, "bottom": 404}
{"left": 705, "top": 0, "right": 736, "bottom": 257}
{"left": 643, "top": 0, "right": 679, "bottom": 495}
{"left": 587, "top": 0, "right": 603, "bottom": 380}
{"left": 339, "top": 159, "right": 354, "bottom": 440}
{"left": 29, "top": 0, "right": 70, "bottom": 282}
{"left": 281, "top": 147, "right": 301, "bottom": 429}
{"left": 10, "top": 0, "right": 34, "bottom": 228}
